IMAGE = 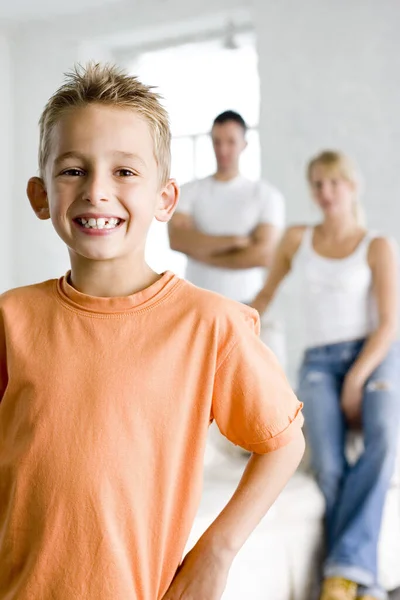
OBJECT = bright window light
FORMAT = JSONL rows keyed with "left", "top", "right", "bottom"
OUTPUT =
{"left": 130, "top": 34, "right": 260, "bottom": 275}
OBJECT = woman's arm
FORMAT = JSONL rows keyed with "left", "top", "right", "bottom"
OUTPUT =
{"left": 250, "top": 225, "right": 305, "bottom": 314}
{"left": 341, "top": 237, "right": 398, "bottom": 421}
{"left": 350, "top": 237, "right": 398, "bottom": 380}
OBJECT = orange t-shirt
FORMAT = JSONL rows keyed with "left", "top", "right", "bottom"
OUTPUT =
{"left": 0, "top": 271, "right": 303, "bottom": 599}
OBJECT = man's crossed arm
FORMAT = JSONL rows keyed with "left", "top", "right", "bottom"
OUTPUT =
{"left": 168, "top": 212, "right": 281, "bottom": 270}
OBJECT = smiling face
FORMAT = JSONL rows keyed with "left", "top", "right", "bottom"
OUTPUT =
{"left": 28, "top": 103, "right": 178, "bottom": 265}
{"left": 309, "top": 163, "right": 356, "bottom": 219}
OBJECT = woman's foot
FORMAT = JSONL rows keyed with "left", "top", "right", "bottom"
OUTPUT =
{"left": 320, "top": 577, "right": 358, "bottom": 600}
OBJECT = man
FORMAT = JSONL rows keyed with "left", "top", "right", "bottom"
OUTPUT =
{"left": 168, "top": 110, "right": 286, "bottom": 363}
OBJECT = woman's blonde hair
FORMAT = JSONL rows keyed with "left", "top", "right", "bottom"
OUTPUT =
{"left": 307, "top": 150, "right": 365, "bottom": 224}
{"left": 38, "top": 62, "right": 171, "bottom": 185}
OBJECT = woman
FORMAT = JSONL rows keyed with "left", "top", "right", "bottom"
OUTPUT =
{"left": 251, "top": 151, "right": 400, "bottom": 600}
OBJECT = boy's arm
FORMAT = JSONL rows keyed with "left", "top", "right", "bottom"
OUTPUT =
{"left": 163, "top": 430, "right": 305, "bottom": 600}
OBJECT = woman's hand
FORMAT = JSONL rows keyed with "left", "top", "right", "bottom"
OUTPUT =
{"left": 341, "top": 371, "right": 364, "bottom": 426}
{"left": 250, "top": 226, "right": 306, "bottom": 316}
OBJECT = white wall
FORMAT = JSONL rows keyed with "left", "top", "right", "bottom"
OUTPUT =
{"left": 256, "top": 0, "right": 400, "bottom": 228}
{"left": 255, "top": 0, "right": 400, "bottom": 379}
{"left": 11, "top": 33, "right": 74, "bottom": 286}
{"left": 15, "top": 0, "right": 245, "bottom": 42}
{"left": 0, "top": 33, "right": 13, "bottom": 292}
{"left": 9, "top": 33, "right": 114, "bottom": 287}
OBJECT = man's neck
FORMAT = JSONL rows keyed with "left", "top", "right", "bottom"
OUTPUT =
{"left": 213, "top": 168, "right": 240, "bottom": 182}
{"left": 68, "top": 252, "right": 160, "bottom": 298}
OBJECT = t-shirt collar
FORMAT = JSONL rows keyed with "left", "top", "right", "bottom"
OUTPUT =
{"left": 56, "top": 270, "right": 178, "bottom": 314}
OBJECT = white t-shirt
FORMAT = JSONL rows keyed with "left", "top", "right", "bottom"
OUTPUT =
{"left": 292, "top": 228, "right": 378, "bottom": 348}
{"left": 178, "top": 174, "right": 285, "bottom": 303}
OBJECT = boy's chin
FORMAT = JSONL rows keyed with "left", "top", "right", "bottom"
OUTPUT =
{"left": 67, "top": 247, "right": 124, "bottom": 263}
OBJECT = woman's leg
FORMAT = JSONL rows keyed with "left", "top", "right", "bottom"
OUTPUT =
{"left": 298, "top": 355, "right": 347, "bottom": 552}
{"left": 325, "top": 346, "right": 400, "bottom": 598}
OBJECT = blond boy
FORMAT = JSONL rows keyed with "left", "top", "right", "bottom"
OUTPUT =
{"left": 0, "top": 63, "right": 304, "bottom": 600}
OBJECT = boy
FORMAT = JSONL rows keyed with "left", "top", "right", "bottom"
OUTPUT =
{"left": 0, "top": 63, "right": 304, "bottom": 600}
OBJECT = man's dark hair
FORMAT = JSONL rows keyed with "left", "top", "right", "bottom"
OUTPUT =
{"left": 212, "top": 110, "right": 247, "bottom": 132}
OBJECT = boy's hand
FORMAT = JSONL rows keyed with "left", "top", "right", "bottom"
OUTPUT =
{"left": 162, "top": 540, "right": 232, "bottom": 600}
{"left": 163, "top": 434, "right": 305, "bottom": 599}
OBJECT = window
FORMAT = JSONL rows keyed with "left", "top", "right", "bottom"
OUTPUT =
{"left": 130, "top": 33, "right": 260, "bottom": 275}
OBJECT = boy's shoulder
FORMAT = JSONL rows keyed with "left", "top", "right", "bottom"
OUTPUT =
{"left": 0, "top": 279, "right": 57, "bottom": 312}
{"left": 176, "top": 277, "right": 260, "bottom": 332}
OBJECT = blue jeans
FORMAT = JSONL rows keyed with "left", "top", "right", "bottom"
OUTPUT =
{"left": 298, "top": 339, "right": 400, "bottom": 600}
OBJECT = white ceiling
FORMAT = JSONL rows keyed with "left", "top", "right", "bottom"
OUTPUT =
{"left": 0, "top": 0, "right": 122, "bottom": 23}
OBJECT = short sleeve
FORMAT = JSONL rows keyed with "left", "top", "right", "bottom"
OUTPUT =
{"left": 176, "top": 180, "right": 198, "bottom": 216}
{"left": 258, "top": 182, "right": 286, "bottom": 229}
{"left": 212, "top": 311, "right": 303, "bottom": 454}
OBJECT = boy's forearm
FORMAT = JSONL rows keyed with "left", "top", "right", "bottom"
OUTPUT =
{"left": 196, "top": 430, "right": 305, "bottom": 558}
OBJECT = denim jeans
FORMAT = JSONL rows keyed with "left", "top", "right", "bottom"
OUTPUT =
{"left": 298, "top": 339, "right": 400, "bottom": 600}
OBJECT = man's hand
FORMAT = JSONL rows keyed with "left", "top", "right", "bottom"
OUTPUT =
{"left": 200, "top": 224, "right": 280, "bottom": 269}
{"left": 341, "top": 371, "right": 364, "bottom": 427}
{"left": 231, "top": 236, "right": 251, "bottom": 250}
{"left": 162, "top": 540, "right": 232, "bottom": 600}
{"left": 168, "top": 212, "right": 250, "bottom": 260}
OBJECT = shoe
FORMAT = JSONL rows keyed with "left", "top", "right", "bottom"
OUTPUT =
{"left": 320, "top": 577, "right": 358, "bottom": 600}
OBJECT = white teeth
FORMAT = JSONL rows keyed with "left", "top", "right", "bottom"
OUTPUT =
{"left": 77, "top": 217, "right": 121, "bottom": 229}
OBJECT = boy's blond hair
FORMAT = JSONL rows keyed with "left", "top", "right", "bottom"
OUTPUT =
{"left": 39, "top": 62, "right": 171, "bottom": 185}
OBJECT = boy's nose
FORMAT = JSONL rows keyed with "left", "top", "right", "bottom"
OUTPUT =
{"left": 81, "top": 176, "right": 110, "bottom": 205}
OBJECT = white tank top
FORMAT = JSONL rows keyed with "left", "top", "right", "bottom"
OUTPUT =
{"left": 293, "top": 227, "right": 377, "bottom": 348}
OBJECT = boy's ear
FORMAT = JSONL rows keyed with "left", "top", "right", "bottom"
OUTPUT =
{"left": 154, "top": 179, "right": 180, "bottom": 223}
{"left": 27, "top": 177, "right": 50, "bottom": 220}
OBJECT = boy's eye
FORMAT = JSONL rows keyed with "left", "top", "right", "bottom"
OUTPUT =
{"left": 116, "top": 169, "right": 136, "bottom": 177}
{"left": 60, "top": 168, "right": 85, "bottom": 177}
